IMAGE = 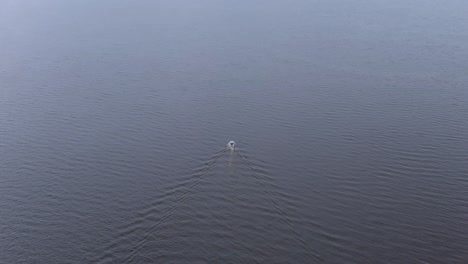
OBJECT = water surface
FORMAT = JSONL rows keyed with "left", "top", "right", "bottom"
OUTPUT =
{"left": 1, "top": 0, "right": 468, "bottom": 263}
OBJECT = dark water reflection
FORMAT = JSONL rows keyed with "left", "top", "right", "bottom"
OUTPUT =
{"left": 1, "top": 0, "right": 468, "bottom": 263}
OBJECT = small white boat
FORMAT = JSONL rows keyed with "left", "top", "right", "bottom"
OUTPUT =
{"left": 227, "top": 141, "right": 235, "bottom": 150}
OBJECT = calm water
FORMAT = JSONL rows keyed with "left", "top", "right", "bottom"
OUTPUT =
{"left": 1, "top": 0, "right": 468, "bottom": 263}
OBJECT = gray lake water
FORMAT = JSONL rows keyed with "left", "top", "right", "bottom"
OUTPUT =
{"left": 1, "top": 0, "right": 468, "bottom": 263}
